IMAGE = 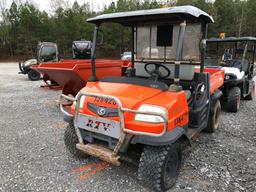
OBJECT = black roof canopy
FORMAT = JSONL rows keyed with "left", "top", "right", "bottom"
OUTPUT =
{"left": 207, "top": 37, "right": 256, "bottom": 43}
{"left": 87, "top": 5, "right": 214, "bottom": 25}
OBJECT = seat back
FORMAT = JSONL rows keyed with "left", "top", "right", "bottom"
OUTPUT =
{"left": 135, "top": 63, "right": 195, "bottom": 81}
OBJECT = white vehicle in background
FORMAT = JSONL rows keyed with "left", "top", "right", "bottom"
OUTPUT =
{"left": 206, "top": 37, "right": 256, "bottom": 112}
{"left": 121, "top": 51, "right": 131, "bottom": 60}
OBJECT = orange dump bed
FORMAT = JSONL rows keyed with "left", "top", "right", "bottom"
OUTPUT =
{"left": 32, "top": 59, "right": 129, "bottom": 96}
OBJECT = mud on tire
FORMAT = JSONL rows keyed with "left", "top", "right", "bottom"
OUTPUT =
{"left": 205, "top": 99, "right": 221, "bottom": 133}
{"left": 138, "top": 142, "right": 182, "bottom": 192}
{"left": 64, "top": 123, "right": 88, "bottom": 159}
{"left": 226, "top": 86, "right": 241, "bottom": 112}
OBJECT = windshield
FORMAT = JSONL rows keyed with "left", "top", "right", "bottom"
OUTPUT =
{"left": 135, "top": 23, "right": 201, "bottom": 62}
{"left": 39, "top": 45, "right": 57, "bottom": 61}
{"left": 41, "top": 46, "right": 56, "bottom": 56}
{"left": 123, "top": 52, "right": 131, "bottom": 56}
{"left": 73, "top": 42, "right": 90, "bottom": 51}
{"left": 205, "top": 41, "right": 255, "bottom": 66}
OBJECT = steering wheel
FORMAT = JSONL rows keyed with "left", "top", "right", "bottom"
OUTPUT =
{"left": 144, "top": 63, "right": 171, "bottom": 80}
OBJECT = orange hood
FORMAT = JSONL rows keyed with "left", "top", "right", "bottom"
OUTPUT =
{"left": 81, "top": 81, "right": 164, "bottom": 109}
{"left": 75, "top": 81, "right": 189, "bottom": 134}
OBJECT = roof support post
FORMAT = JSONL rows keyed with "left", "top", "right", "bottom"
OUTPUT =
{"left": 200, "top": 23, "right": 208, "bottom": 73}
{"left": 253, "top": 43, "right": 256, "bottom": 64}
{"left": 126, "top": 25, "right": 136, "bottom": 77}
{"left": 174, "top": 20, "right": 186, "bottom": 84}
{"left": 89, "top": 25, "right": 100, "bottom": 82}
{"left": 131, "top": 25, "right": 135, "bottom": 68}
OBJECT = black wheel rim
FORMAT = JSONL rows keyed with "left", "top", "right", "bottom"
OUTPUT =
{"left": 163, "top": 151, "right": 179, "bottom": 188}
{"left": 30, "top": 72, "right": 39, "bottom": 80}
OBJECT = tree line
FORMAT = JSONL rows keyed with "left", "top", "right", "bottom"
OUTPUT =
{"left": 0, "top": 0, "right": 256, "bottom": 60}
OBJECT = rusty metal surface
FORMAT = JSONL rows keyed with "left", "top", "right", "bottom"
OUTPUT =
{"left": 76, "top": 143, "right": 121, "bottom": 166}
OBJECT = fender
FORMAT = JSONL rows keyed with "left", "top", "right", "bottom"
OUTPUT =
{"left": 131, "top": 126, "right": 191, "bottom": 146}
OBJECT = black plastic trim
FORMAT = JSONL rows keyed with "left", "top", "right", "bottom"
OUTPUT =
{"left": 88, "top": 103, "right": 118, "bottom": 117}
{"left": 131, "top": 126, "right": 190, "bottom": 146}
{"left": 63, "top": 114, "right": 73, "bottom": 124}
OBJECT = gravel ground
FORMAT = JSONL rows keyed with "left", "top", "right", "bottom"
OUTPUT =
{"left": 0, "top": 62, "right": 255, "bottom": 192}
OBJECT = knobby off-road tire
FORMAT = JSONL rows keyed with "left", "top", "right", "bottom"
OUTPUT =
{"left": 226, "top": 87, "right": 241, "bottom": 112}
{"left": 28, "top": 70, "right": 41, "bottom": 81}
{"left": 138, "top": 142, "right": 182, "bottom": 192}
{"left": 205, "top": 100, "right": 221, "bottom": 133}
{"left": 64, "top": 124, "right": 88, "bottom": 159}
{"left": 244, "top": 81, "right": 255, "bottom": 100}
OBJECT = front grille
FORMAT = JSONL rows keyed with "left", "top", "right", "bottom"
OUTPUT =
{"left": 88, "top": 103, "right": 118, "bottom": 117}
{"left": 80, "top": 129, "right": 118, "bottom": 150}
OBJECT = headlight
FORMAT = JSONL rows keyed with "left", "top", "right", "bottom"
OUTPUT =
{"left": 74, "top": 96, "right": 86, "bottom": 109}
{"left": 225, "top": 74, "right": 237, "bottom": 80}
{"left": 135, "top": 105, "right": 167, "bottom": 123}
{"left": 79, "top": 96, "right": 86, "bottom": 108}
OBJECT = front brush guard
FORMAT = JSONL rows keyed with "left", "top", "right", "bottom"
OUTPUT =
{"left": 60, "top": 92, "right": 168, "bottom": 165}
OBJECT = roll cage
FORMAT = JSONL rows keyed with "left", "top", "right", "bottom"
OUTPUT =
{"left": 206, "top": 37, "right": 256, "bottom": 68}
{"left": 87, "top": 5, "right": 214, "bottom": 83}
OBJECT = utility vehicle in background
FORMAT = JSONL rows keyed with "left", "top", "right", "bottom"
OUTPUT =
{"left": 61, "top": 6, "right": 224, "bottom": 192}
{"left": 19, "top": 40, "right": 92, "bottom": 81}
{"left": 121, "top": 51, "right": 131, "bottom": 60}
{"left": 72, "top": 40, "right": 92, "bottom": 59}
{"left": 206, "top": 37, "right": 256, "bottom": 112}
{"left": 19, "top": 42, "right": 58, "bottom": 81}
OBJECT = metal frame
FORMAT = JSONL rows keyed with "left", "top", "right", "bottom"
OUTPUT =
{"left": 60, "top": 92, "right": 168, "bottom": 155}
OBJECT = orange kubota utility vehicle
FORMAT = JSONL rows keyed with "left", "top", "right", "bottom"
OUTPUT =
{"left": 60, "top": 6, "right": 224, "bottom": 192}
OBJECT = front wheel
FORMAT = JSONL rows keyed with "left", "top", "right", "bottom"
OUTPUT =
{"left": 28, "top": 70, "right": 41, "bottom": 81}
{"left": 204, "top": 100, "right": 221, "bottom": 133}
{"left": 64, "top": 123, "right": 88, "bottom": 159}
{"left": 138, "top": 142, "right": 182, "bottom": 192}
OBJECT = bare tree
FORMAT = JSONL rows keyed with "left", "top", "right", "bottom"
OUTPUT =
{"left": 49, "top": 0, "right": 71, "bottom": 11}
{"left": 0, "top": 0, "right": 7, "bottom": 20}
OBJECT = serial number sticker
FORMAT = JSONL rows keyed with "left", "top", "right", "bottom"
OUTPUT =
{"left": 93, "top": 96, "right": 116, "bottom": 105}
{"left": 77, "top": 114, "right": 120, "bottom": 139}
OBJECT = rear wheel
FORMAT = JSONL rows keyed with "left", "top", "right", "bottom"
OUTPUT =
{"left": 226, "top": 87, "right": 241, "bottom": 112}
{"left": 28, "top": 70, "right": 41, "bottom": 81}
{"left": 205, "top": 100, "right": 221, "bottom": 133}
{"left": 64, "top": 123, "right": 88, "bottom": 159}
{"left": 244, "top": 81, "right": 255, "bottom": 100}
{"left": 138, "top": 142, "right": 181, "bottom": 192}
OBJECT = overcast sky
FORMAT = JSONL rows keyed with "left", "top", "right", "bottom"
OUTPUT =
{"left": 5, "top": 0, "right": 117, "bottom": 12}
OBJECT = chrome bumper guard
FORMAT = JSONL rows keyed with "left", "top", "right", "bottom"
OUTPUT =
{"left": 60, "top": 92, "right": 168, "bottom": 164}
